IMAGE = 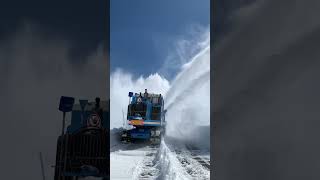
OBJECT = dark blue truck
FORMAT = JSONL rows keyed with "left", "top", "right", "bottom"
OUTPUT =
{"left": 121, "top": 89, "right": 166, "bottom": 144}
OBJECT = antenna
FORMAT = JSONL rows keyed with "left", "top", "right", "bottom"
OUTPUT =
{"left": 79, "top": 99, "right": 88, "bottom": 126}
{"left": 122, "top": 109, "right": 125, "bottom": 129}
{"left": 128, "top": 92, "right": 133, "bottom": 120}
{"left": 39, "top": 152, "right": 46, "bottom": 180}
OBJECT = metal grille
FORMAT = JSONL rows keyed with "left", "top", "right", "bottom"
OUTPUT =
{"left": 56, "top": 128, "right": 109, "bottom": 176}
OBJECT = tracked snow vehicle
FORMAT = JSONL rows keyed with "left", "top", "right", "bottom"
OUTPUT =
{"left": 54, "top": 96, "right": 109, "bottom": 180}
{"left": 121, "top": 89, "right": 166, "bottom": 144}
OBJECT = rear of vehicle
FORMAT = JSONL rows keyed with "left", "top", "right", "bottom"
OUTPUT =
{"left": 121, "top": 89, "right": 166, "bottom": 144}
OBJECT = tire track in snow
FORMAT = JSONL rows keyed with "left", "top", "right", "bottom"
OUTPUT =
{"left": 192, "top": 156, "right": 210, "bottom": 170}
{"left": 186, "top": 145, "right": 210, "bottom": 170}
{"left": 134, "top": 145, "right": 160, "bottom": 180}
{"left": 172, "top": 145, "right": 210, "bottom": 179}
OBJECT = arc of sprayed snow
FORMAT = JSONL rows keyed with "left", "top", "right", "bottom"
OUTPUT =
{"left": 165, "top": 70, "right": 210, "bottom": 112}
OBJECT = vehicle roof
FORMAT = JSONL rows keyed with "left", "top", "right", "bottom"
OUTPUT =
{"left": 72, "top": 100, "right": 109, "bottom": 111}
{"left": 134, "top": 93, "right": 162, "bottom": 98}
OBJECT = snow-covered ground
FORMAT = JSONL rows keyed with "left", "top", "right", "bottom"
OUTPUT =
{"left": 110, "top": 133, "right": 210, "bottom": 180}
{"left": 111, "top": 145, "right": 158, "bottom": 179}
{"left": 156, "top": 137, "right": 210, "bottom": 180}
{"left": 110, "top": 128, "right": 159, "bottom": 179}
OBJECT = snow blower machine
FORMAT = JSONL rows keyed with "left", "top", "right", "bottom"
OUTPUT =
{"left": 121, "top": 89, "right": 166, "bottom": 144}
{"left": 54, "top": 96, "right": 109, "bottom": 180}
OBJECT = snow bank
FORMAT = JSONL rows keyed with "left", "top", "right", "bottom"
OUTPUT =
{"left": 156, "top": 140, "right": 210, "bottom": 180}
{"left": 156, "top": 141, "right": 192, "bottom": 180}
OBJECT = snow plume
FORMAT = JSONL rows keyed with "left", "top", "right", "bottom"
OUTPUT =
{"left": 0, "top": 22, "right": 108, "bottom": 180}
{"left": 156, "top": 141, "right": 193, "bottom": 180}
{"left": 159, "top": 25, "right": 209, "bottom": 79}
{"left": 164, "top": 29, "right": 210, "bottom": 150}
{"left": 110, "top": 25, "right": 210, "bottom": 149}
{"left": 110, "top": 70, "right": 170, "bottom": 129}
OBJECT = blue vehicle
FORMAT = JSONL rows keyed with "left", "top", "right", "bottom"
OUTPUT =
{"left": 121, "top": 89, "right": 166, "bottom": 144}
{"left": 54, "top": 96, "right": 109, "bottom": 180}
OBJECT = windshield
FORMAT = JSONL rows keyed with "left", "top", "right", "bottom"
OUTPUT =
{"left": 128, "top": 103, "right": 147, "bottom": 118}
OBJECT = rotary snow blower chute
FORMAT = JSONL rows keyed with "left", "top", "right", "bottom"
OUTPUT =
{"left": 121, "top": 89, "right": 166, "bottom": 144}
{"left": 54, "top": 96, "right": 109, "bottom": 180}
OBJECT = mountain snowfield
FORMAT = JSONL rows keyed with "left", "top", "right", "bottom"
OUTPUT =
{"left": 110, "top": 31, "right": 210, "bottom": 179}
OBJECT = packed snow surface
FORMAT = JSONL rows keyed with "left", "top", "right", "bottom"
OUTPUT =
{"left": 110, "top": 130, "right": 210, "bottom": 180}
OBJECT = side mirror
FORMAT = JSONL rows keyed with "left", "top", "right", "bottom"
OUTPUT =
{"left": 59, "top": 96, "right": 75, "bottom": 112}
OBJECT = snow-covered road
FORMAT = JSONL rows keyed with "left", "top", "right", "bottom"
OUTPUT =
{"left": 110, "top": 131, "right": 210, "bottom": 180}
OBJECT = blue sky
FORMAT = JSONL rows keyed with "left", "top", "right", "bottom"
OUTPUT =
{"left": 110, "top": 0, "right": 210, "bottom": 79}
